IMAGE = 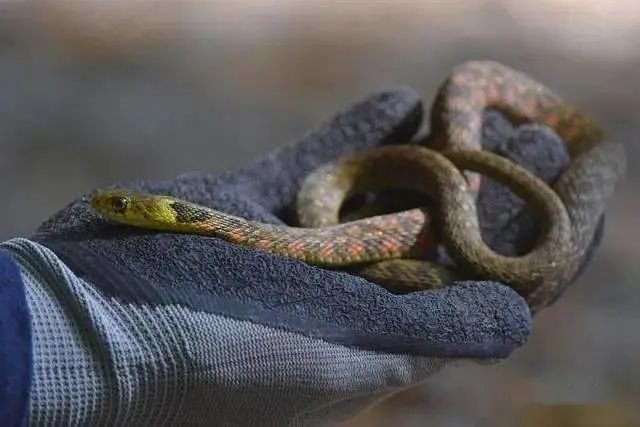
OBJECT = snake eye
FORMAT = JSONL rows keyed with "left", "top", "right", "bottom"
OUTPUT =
{"left": 111, "top": 196, "right": 129, "bottom": 212}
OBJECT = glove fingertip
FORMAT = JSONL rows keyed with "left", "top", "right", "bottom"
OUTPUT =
{"left": 388, "top": 281, "right": 532, "bottom": 357}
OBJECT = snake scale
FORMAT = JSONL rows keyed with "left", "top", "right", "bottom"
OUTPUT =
{"left": 92, "top": 61, "right": 625, "bottom": 312}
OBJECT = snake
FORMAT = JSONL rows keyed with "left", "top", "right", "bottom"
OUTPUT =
{"left": 91, "top": 60, "right": 625, "bottom": 312}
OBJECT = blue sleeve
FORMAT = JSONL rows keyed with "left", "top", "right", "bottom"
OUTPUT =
{"left": 0, "top": 250, "right": 31, "bottom": 426}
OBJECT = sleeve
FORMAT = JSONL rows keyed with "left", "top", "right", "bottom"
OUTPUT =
{"left": 0, "top": 250, "right": 32, "bottom": 427}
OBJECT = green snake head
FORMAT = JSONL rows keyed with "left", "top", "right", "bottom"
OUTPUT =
{"left": 91, "top": 190, "right": 193, "bottom": 232}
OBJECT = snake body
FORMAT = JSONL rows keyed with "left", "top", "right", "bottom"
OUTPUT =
{"left": 92, "top": 61, "right": 625, "bottom": 312}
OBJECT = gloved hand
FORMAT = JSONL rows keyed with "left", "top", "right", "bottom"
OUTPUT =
{"left": 0, "top": 87, "right": 602, "bottom": 426}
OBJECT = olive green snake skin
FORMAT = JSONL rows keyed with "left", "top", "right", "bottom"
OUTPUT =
{"left": 92, "top": 61, "right": 625, "bottom": 312}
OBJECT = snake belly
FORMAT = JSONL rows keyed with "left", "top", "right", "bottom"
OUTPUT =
{"left": 91, "top": 61, "right": 625, "bottom": 312}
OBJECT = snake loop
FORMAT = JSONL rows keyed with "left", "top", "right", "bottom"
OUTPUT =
{"left": 91, "top": 61, "right": 625, "bottom": 312}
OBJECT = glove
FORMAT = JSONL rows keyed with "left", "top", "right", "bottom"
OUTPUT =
{"left": 0, "top": 87, "right": 602, "bottom": 426}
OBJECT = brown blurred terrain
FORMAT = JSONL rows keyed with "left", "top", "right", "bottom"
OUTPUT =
{"left": 0, "top": 1, "right": 638, "bottom": 425}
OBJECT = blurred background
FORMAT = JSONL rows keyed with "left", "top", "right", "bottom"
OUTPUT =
{"left": 0, "top": 1, "right": 637, "bottom": 425}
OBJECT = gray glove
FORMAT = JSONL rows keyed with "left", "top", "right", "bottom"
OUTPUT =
{"left": 1, "top": 87, "right": 601, "bottom": 426}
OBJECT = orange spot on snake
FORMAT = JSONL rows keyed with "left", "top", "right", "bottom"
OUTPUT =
{"left": 287, "top": 241, "right": 307, "bottom": 257}
{"left": 319, "top": 243, "right": 335, "bottom": 257}
{"left": 256, "top": 240, "right": 273, "bottom": 250}
{"left": 228, "top": 231, "right": 244, "bottom": 242}
{"left": 504, "top": 88, "right": 516, "bottom": 105}
{"left": 485, "top": 84, "right": 501, "bottom": 104}
{"left": 544, "top": 112, "right": 560, "bottom": 128}
{"left": 521, "top": 97, "right": 538, "bottom": 117}
{"left": 348, "top": 243, "right": 365, "bottom": 257}
{"left": 380, "top": 237, "right": 403, "bottom": 254}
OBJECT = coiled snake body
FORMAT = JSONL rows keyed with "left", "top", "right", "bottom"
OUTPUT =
{"left": 92, "top": 61, "right": 625, "bottom": 312}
